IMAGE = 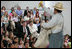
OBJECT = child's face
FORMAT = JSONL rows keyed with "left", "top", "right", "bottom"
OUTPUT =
{"left": 30, "top": 22, "right": 33, "bottom": 26}
{"left": 3, "top": 7, "right": 5, "bottom": 10}
{"left": 5, "top": 11, "right": 8, "bottom": 15}
{"left": 10, "top": 33, "right": 13, "bottom": 38}
{"left": 5, "top": 32, "right": 9, "bottom": 36}
{"left": 26, "top": 39, "right": 29, "bottom": 43}
{"left": 23, "top": 22, "right": 27, "bottom": 27}
{"left": 14, "top": 38, "right": 18, "bottom": 43}
{"left": 65, "top": 36, "right": 69, "bottom": 40}
{"left": 31, "top": 11, "right": 32, "bottom": 13}
{"left": 20, "top": 40, "right": 23, "bottom": 44}
{"left": 25, "top": 43, "right": 29, "bottom": 48}
{"left": 11, "top": 44, "right": 15, "bottom": 48}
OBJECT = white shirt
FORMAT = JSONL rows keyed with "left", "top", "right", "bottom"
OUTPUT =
{"left": 23, "top": 27, "right": 28, "bottom": 35}
{"left": 42, "top": 7, "right": 64, "bottom": 33}
{"left": 28, "top": 24, "right": 39, "bottom": 38}
{"left": 28, "top": 24, "right": 38, "bottom": 34}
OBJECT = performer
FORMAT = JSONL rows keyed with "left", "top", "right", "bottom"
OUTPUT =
{"left": 34, "top": 2, "right": 64, "bottom": 48}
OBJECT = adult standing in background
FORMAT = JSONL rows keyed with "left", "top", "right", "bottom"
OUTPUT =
{"left": 16, "top": 6, "right": 23, "bottom": 21}
{"left": 24, "top": 6, "right": 29, "bottom": 16}
{"left": 16, "top": 6, "right": 23, "bottom": 16}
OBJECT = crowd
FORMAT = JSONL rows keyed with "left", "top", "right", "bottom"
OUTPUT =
{"left": 1, "top": 6, "right": 71, "bottom": 48}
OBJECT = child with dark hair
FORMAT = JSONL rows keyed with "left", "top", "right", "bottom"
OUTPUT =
{"left": 64, "top": 34, "right": 69, "bottom": 43}
{"left": 24, "top": 42, "right": 31, "bottom": 48}
{"left": 8, "top": 43, "right": 15, "bottom": 48}
{"left": 9, "top": 32, "right": 14, "bottom": 40}
{"left": 64, "top": 34, "right": 71, "bottom": 48}
{"left": 2, "top": 40, "right": 8, "bottom": 48}
{"left": 13, "top": 37, "right": 19, "bottom": 44}
{"left": 18, "top": 38, "right": 24, "bottom": 48}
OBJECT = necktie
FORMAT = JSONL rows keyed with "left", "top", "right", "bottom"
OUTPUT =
{"left": 24, "top": 27, "right": 26, "bottom": 32}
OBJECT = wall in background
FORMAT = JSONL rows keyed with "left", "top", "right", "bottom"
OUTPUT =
{"left": 1, "top": 1, "right": 42, "bottom": 9}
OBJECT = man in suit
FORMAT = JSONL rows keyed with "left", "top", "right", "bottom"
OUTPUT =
{"left": 14, "top": 18, "right": 30, "bottom": 39}
{"left": 19, "top": 20, "right": 31, "bottom": 39}
{"left": 24, "top": 6, "right": 29, "bottom": 16}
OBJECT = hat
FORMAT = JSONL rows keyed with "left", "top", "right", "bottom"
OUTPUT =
{"left": 53, "top": 2, "right": 64, "bottom": 10}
